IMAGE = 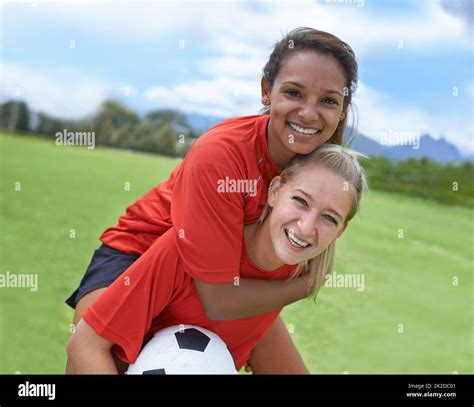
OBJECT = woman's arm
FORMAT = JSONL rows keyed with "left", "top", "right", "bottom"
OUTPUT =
{"left": 67, "top": 319, "right": 118, "bottom": 374}
{"left": 195, "top": 274, "right": 311, "bottom": 320}
{"left": 172, "top": 145, "right": 312, "bottom": 321}
{"left": 246, "top": 315, "right": 309, "bottom": 374}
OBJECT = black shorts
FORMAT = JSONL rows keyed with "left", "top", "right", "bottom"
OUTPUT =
{"left": 65, "top": 244, "right": 140, "bottom": 309}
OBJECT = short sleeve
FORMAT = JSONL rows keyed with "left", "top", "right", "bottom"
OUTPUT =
{"left": 171, "top": 143, "right": 245, "bottom": 284}
{"left": 83, "top": 230, "right": 179, "bottom": 363}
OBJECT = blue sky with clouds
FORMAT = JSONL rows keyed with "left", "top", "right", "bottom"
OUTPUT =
{"left": 1, "top": 0, "right": 473, "bottom": 154}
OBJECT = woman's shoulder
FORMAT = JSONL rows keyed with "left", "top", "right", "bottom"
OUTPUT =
{"left": 186, "top": 114, "right": 269, "bottom": 166}
{"left": 206, "top": 114, "right": 268, "bottom": 134}
{"left": 193, "top": 114, "right": 268, "bottom": 150}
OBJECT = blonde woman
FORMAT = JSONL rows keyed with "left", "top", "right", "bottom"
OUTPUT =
{"left": 66, "top": 27, "right": 359, "bottom": 374}
{"left": 67, "top": 144, "right": 368, "bottom": 374}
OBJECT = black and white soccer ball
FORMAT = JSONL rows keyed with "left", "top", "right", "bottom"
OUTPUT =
{"left": 126, "top": 325, "right": 237, "bottom": 374}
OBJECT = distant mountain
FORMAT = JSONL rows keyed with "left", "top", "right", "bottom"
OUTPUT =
{"left": 349, "top": 133, "right": 467, "bottom": 163}
{"left": 390, "top": 135, "right": 462, "bottom": 163}
{"left": 346, "top": 133, "right": 382, "bottom": 157}
{"left": 180, "top": 112, "right": 471, "bottom": 164}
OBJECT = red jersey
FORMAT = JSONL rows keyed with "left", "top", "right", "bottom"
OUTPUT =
{"left": 84, "top": 228, "right": 296, "bottom": 370}
{"left": 100, "top": 115, "right": 279, "bottom": 283}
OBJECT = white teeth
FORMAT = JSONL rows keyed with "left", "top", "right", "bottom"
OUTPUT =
{"left": 288, "top": 122, "right": 319, "bottom": 135}
{"left": 285, "top": 229, "right": 309, "bottom": 248}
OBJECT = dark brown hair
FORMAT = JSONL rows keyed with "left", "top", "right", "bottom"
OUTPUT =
{"left": 262, "top": 27, "right": 358, "bottom": 145}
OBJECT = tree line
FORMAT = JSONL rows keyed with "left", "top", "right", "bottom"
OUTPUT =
{"left": 360, "top": 156, "right": 473, "bottom": 208}
{"left": 1, "top": 99, "right": 472, "bottom": 208}
{"left": 0, "top": 99, "right": 199, "bottom": 157}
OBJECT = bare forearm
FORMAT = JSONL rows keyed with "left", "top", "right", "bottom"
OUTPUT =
{"left": 67, "top": 319, "right": 118, "bottom": 374}
{"left": 248, "top": 316, "right": 309, "bottom": 374}
{"left": 217, "top": 277, "right": 307, "bottom": 320}
{"left": 68, "top": 347, "right": 118, "bottom": 374}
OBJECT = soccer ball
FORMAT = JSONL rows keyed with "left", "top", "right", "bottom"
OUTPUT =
{"left": 126, "top": 325, "right": 237, "bottom": 374}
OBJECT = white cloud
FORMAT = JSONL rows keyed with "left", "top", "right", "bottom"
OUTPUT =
{"left": 3, "top": 0, "right": 472, "bottom": 153}
{"left": 440, "top": 0, "right": 473, "bottom": 28}
{"left": 354, "top": 81, "right": 474, "bottom": 155}
{"left": 198, "top": 55, "right": 265, "bottom": 78}
{"left": 20, "top": 0, "right": 472, "bottom": 55}
{"left": 144, "top": 76, "right": 261, "bottom": 117}
{"left": 0, "top": 62, "right": 122, "bottom": 118}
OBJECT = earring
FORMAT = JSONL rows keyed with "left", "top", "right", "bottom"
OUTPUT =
{"left": 262, "top": 97, "right": 270, "bottom": 106}
{"left": 339, "top": 113, "right": 345, "bottom": 121}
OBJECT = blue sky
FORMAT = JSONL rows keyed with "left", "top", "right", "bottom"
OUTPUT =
{"left": 1, "top": 0, "right": 473, "bottom": 154}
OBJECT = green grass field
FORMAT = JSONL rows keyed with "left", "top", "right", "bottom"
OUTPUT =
{"left": 1, "top": 132, "right": 472, "bottom": 374}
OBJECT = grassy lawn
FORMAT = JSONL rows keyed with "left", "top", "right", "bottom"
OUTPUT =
{"left": 1, "top": 132, "right": 472, "bottom": 374}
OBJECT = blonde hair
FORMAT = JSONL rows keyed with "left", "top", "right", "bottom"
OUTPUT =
{"left": 260, "top": 144, "right": 368, "bottom": 299}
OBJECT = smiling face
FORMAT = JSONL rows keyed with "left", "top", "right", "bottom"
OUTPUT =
{"left": 263, "top": 51, "right": 348, "bottom": 167}
{"left": 267, "top": 165, "right": 353, "bottom": 266}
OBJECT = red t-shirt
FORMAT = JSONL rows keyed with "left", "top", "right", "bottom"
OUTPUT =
{"left": 100, "top": 115, "right": 278, "bottom": 283}
{"left": 84, "top": 228, "right": 296, "bottom": 370}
